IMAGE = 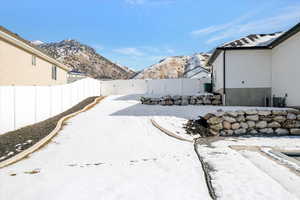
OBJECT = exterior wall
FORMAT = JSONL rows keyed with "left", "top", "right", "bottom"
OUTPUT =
{"left": 226, "top": 88, "right": 271, "bottom": 106}
{"left": 225, "top": 50, "right": 272, "bottom": 106}
{"left": 212, "top": 51, "right": 224, "bottom": 93}
{"left": 271, "top": 31, "right": 300, "bottom": 107}
{"left": 0, "top": 38, "right": 67, "bottom": 86}
{"left": 226, "top": 50, "right": 272, "bottom": 89}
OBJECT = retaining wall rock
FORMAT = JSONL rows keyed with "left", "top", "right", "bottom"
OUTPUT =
{"left": 185, "top": 109, "right": 300, "bottom": 137}
{"left": 140, "top": 94, "right": 222, "bottom": 106}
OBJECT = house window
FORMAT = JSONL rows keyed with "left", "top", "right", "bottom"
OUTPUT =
{"left": 52, "top": 65, "right": 57, "bottom": 80}
{"left": 32, "top": 55, "right": 36, "bottom": 66}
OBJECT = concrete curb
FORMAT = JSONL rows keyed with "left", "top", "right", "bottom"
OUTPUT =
{"left": 194, "top": 141, "right": 218, "bottom": 200}
{"left": 150, "top": 118, "right": 193, "bottom": 143}
{"left": 0, "top": 96, "right": 105, "bottom": 169}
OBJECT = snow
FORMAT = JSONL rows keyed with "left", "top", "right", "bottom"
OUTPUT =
{"left": 31, "top": 40, "right": 44, "bottom": 45}
{"left": 152, "top": 116, "right": 197, "bottom": 141}
{"left": 0, "top": 95, "right": 211, "bottom": 200}
{"left": 1, "top": 94, "right": 299, "bottom": 199}
{"left": 222, "top": 32, "right": 283, "bottom": 48}
{"left": 197, "top": 136, "right": 300, "bottom": 199}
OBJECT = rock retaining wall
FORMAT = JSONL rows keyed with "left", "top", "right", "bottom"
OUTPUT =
{"left": 203, "top": 109, "right": 300, "bottom": 136}
{"left": 185, "top": 109, "right": 300, "bottom": 137}
{"left": 140, "top": 94, "right": 222, "bottom": 106}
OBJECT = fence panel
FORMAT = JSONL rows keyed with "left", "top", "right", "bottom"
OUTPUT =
{"left": 0, "top": 86, "right": 15, "bottom": 133}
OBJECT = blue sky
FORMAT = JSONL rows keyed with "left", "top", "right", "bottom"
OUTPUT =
{"left": 1, "top": 0, "right": 300, "bottom": 70}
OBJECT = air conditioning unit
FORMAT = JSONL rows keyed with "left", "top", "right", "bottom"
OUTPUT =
{"left": 273, "top": 96, "right": 286, "bottom": 107}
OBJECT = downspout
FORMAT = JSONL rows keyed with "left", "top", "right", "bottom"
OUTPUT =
{"left": 223, "top": 50, "right": 226, "bottom": 105}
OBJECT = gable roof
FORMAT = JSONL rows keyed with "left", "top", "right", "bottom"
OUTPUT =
{"left": 0, "top": 26, "right": 70, "bottom": 71}
{"left": 207, "top": 22, "right": 300, "bottom": 65}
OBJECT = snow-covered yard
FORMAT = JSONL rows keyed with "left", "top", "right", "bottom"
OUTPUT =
{"left": 0, "top": 95, "right": 211, "bottom": 200}
{"left": 197, "top": 137, "right": 300, "bottom": 200}
{"left": 1, "top": 94, "right": 300, "bottom": 200}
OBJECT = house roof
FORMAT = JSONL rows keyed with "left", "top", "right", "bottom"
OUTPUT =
{"left": 207, "top": 22, "right": 300, "bottom": 65}
{"left": 0, "top": 26, "right": 70, "bottom": 71}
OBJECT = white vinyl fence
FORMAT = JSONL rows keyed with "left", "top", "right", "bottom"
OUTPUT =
{"left": 100, "top": 78, "right": 210, "bottom": 96}
{"left": 0, "top": 78, "right": 100, "bottom": 134}
{"left": 0, "top": 78, "right": 210, "bottom": 135}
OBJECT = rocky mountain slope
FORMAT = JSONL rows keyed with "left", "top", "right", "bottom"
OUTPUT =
{"left": 133, "top": 53, "right": 211, "bottom": 79}
{"left": 36, "top": 40, "right": 136, "bottom": 79}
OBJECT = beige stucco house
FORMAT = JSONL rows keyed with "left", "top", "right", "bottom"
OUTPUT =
{"left": 0, "top": 26, "right": 69, "bottom": 86}
{"left": 208, "top": 22, "right": 300, "bottom": 107}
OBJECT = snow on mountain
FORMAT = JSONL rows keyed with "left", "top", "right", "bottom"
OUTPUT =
{"left": 133, "top": 56, "right": 190, "bottom": 79}
{"left": 37, "top": 40, "right": 135, "bottom": 80}
{"left": 133, "top": 53, "right": 211, "bottom": 80}
{"left": 31, "top": 40, "right": 44, "bottom": 45}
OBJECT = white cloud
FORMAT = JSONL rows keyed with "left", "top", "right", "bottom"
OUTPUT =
{"left": 113, "top": 48, "right": 144, "bottom": 56}
{"left": 191, "top": 4, "right": 300, "bottom": 44}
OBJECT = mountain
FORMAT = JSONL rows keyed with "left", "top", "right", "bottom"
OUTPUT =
{"left": 36, "top": 40, "right": 136, "bottom": 79}
{"left": 133, "top": 53, "right": 211, "bottom": 79}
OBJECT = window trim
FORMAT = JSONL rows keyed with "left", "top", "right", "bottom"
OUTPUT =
{"left": 32, "top": 55, "right": 36, "bottom": 66}
{"left": 52, "top": 65, "right": 57, "bottom": 80}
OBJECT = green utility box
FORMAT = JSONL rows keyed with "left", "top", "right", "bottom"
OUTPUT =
{"left": 204, "top": 83, "right": 212, "bottom": 93}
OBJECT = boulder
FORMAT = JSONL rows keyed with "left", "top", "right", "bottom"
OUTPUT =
{"left": 290, "top": 129, "right": 300, "bottom": 135}
{"left": 212, "top": 100, "right": 221, "bottom": 105}
{"left": 273, "top": 116, "right": 286, "bottom": 123}
{"left": 231, "top": 123, "right": 240, "bottom": 130}
{"left": 245, "top": 110, "right": 258, "bottom": 115}
{"left": 207, "top": 117, "right": 222, "bottom": 125}
{"left": 287, "top": 113, "right": 297, "bottom": 120}
{"left": 203, "top": 113, "right": 215, "bottom": 120}
{"left": 203, "top": 99, "right": 212, "bottom": 105}
{"left": 210, "top": 123, "right": 223, "bottom": 131}
{"left": 272, "top": 110, "right": 287, "bottom": 115}
{"left": 209, "top": 129, "right": 219, "bottom": 136}
{"left": 287, "top": 109, "right": 300, "bottom": 115}
{"left": 240, "top": 122, "right": 249, "bottom": 129}
{"left": 246, "top": 115, "right": 259, "bottom": 121}
{"left": 259, "top": 116, "right": 273, "bottom": 122}
{"left": 227, "top": 111, "right": 238, "bottom": 117}
{"left": 249, "top": 129, "right": 258, "bottom": 134}
{"left": 268, "top": 121, "right": 281, "bottom": 128}
{"left": 234, "top": 128, "right": 247, "bottom": 135}
{"left": 236, "top": 111, "right": 245, "bottom": 116}
{"left": 224, "top": 130, "right": 234, "bottom": 136}
{"left": 259, "top": 128, "right": 274, "bottom": 134}
{"left": 256, "top": 121, "right": 267, "bottom": 129}
{"left": 223, "top": 116, "right": 236, "bottom": 123}
{"left": 258, "top": 110, "right": 271, "bottom": 116}
{"left": 275, "top": 128, "right": 289, "bottom": 135}
{"left": 223, "top": 121, "right": 232, "bottom": 130}
{"left": 283, "top": 120, "right": 300, "bottom": 129}
{"left": 214, "top": 111, "right": 225, "bottom": 117}
{"left": 247, "top": 121, "right": 256, "bottom": 128}
{"left": 236, "top": 115, "right": 246, "bottom": 122}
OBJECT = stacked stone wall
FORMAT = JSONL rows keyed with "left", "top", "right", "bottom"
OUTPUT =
{"left": 140, "top": 94, "right": 222, "bottom": 106}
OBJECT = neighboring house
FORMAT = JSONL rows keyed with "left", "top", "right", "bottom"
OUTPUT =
{"left": 183, "top": 66, "right": 210, "bottom": 79}
{"left": 0, "top": 26, "right": 69, "bottom": 86}
{"left": 208, "top": 22, "right": 300, "bottom": 107}
{"left": 67, "top": 70, "right": 87, "bottom": 83}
